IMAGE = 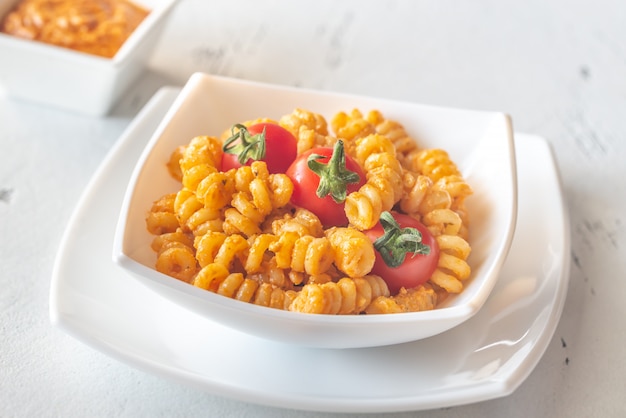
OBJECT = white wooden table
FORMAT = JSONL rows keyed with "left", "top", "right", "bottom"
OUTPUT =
{"left": 2, "top": 1, "right": 625, "bottom": 416}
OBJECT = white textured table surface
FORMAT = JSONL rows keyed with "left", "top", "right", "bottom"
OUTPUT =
{"left": 1, "top": 1, "right": 625, "bottom": 417}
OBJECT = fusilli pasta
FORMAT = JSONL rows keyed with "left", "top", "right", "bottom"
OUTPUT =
{"left": 344, "top": 134, "right": 403, "bottom": 230}
{"left": 279, "top": 108, "right": 335, "bottom": 154}
{"left": 145, "top": 107, "right": 474, "bottom": 314}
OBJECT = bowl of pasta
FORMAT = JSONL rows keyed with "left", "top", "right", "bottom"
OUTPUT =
{"left": 113, "top": 72, "right": 517, "bottom": 349}
{"left": 0, "top": 0, "right": 179, "bottom": 116}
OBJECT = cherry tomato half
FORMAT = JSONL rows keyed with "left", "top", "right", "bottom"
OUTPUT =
{"left": 221, "top": 122, "right": 297, "bottom": 174}
{"left": 286, "top": 141, "right": 366, "bottom": 227}
{"left": 364, "top": 212, "right": 440, "bottom": 295}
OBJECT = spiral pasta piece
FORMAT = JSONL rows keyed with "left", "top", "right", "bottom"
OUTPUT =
{"left": 244, "top": 233, "right": 280, "bottom": 275}
{"left": 431, "top": 174, "right": 473, "bottom": 234}
{"left": 166, "top": 145, "right": 185, "bottom": 182}
{"left": 193, "top": 228, "right": 334, "bottom": 286}
{"left": 325, "top": 227, "right": 375, "bottom": 278}
{"left": 194, "top": 231, "right": 225, "bottom": 268}
{"left": 195, "top": 170, "right": 237, "bottom": 211}
{"left": 353, "top": 131, "right": 395, "bottom": 164}
{"left": 165, "top": 136, "right": 231, "bottom": 236}
{"left": 173, "top": 189, "right": 223, "bottom": 236}
{"left": 222, "top": 162, "right": 293, "bottom": 237}
{"left": 331, "top": 109, "right": 376, "bottom": 145}
{"left": 413, "top": 149, "right": 472, "bottom": 214}
{"left": 365, "top": 110, "right": 420, "bottom": 166}
{"left": 280, "top": 108, "right": 328, "bottom": 137}
{"left": 399, "top": 172, "right": 451, "bottom": 222}
{"left": 427, "top": 234, "right": 472, "bottom": 293}
{"left": 357, "top": 135, "right": 404, "bottom": 199}
{"left": 245, "top": 257, "right": 292, "bottom": 289}
{"left": 344, "top": 134, "right": 403, "bottom": 230}
{"left": 270, "top": 208, "right": 324, "bottom": 238}
{"left": 194, "top": 265, "right": 298, "bottom": 310}
{"left": 365, "top": 284, "right": 439, "bottom": 313}
{"left": 402, "top": 146, "right": 473, "bottom": 237}
{"left": 146, "top": 193, "right": 179, "bottom": 235}
{"left": 151, "top": 229, "right": 197, "bottom": 283}
{"left": 408, "top": 148, "right": 460, "bottom": 183}
{"left": 289, "top": 275, "right": 389, "bottom": 314}
{"left": 194, "top": 231, "right": 248, "bottom": 270}
{"left": 422, "top": 208, "right": 463, "bottom": 237}
{"left": 179, "top": 136, "right": 223, "bottom": 191}
{"left": 433, "top": 175, "right": 473, "bottom": 205}
{"left": 279, "top": 108, "right": 334, "bottom": 154}
{"left": 269, "top": 231, "right": 334, "bottom": 279}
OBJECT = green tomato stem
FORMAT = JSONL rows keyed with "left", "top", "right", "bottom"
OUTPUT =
{"left": 223, "top": 124, "right": 267, "bottom": 165}
{"left": 373, "top": 211, "right": 431, "bottom": 268}
{"left": 307, "top": 140, "right": 361, "bottom": 203}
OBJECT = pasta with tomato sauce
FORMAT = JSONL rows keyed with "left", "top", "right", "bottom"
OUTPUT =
{"left": 146, "top": 108, "right": 473, "bottom": 314}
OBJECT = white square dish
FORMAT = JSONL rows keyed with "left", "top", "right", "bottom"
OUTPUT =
{"left": 0, "top": 0, "right": 178, "bottom": 116}
{"left": 113, "top": 72, "right": 517, "bottom": 348}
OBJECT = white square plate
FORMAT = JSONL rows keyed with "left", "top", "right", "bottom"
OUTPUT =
{"left": 51, "top": 88, "right": 569, "bottom": 412}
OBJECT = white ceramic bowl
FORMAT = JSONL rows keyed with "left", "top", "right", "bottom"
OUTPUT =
{"left": 0, "top": 0, "right": 178, "bottom": 116}
{"left": 113, "top": 72, "right": 517, "bottom": 349}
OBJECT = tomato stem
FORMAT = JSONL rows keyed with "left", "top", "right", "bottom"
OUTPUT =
{"left": 307, "top": 140, "right": 361, "bottom": 203}
{"left": 373, "top": 211, "right": 431, "bottom": 268}
{"left": 223, "top": 124, "right": 267, "bottom": 165}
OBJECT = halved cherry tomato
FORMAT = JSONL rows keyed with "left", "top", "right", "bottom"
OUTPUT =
{"left": 221, "top": 122, "right": 297, "bottom": 174}
{"left": 364, "top": 211, "right": 439, "bottom": 294}
{"left": 285, "top": 140, "right": 366, "bottom": 227}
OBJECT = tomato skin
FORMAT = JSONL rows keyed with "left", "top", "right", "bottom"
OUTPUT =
{"left": 220, "top": 123, "right": 297, "bottom": 174}
{"left": 285, "top": 147, "right": 366, "bottom": 227}
{"left": 364, "top": 212, "right": 440, "bottom": 295}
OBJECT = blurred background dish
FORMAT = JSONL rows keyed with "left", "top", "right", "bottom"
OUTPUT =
{"left": 0, "top": 0, "right": 179, "bottom": 116}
